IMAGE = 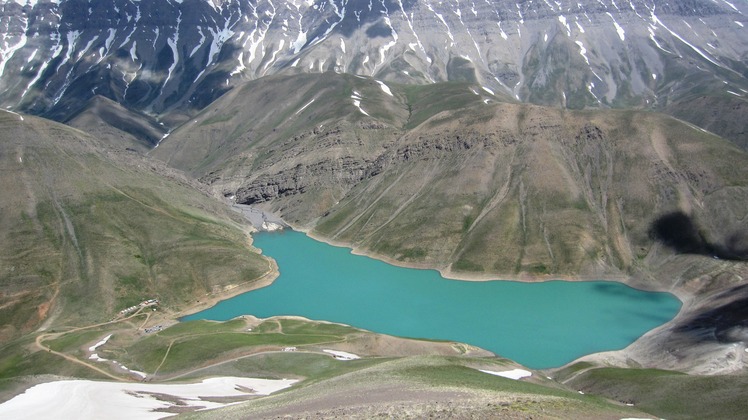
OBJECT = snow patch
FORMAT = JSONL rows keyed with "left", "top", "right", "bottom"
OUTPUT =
{"left": 376, "top": 80, "right": 393, "bottom": 96}
{"left": 207, "top": 24, "right": 234, "bottom": 66}
{"left": 479, "top": 369, "right": 532, "bottom": 380}
{"left": 20, "top": 41, "right": 62, "bottom": 100}
{"left": 397, "top": 0, "right": 429, "bottom": 62}
{"left": 262, "top": 39, "right": 285, "bottom": 72}
{"left": 575, "top": 41, "right": 590, "bottom": 65}
{"left": 588, "top": 82, "right": 601, "bottom": 103}
{"left": 722, "top": 0, "right": 739, "bottom": 12}
{"left": 575, "top": 20, "right": 585, "bottom": 33}
{"left": 606, "top": 12, "right": 625, "bottom": 41}
{"left": 291, "top": 29, "right": 307, "bottom": 54}
{"left": 88, "top": 353, "right": 108, "bottom": 362}
{"left": 295, "top": 98, "right": 315, "bottom": 115}
{"left": 652, "top": 12, "right": 736, "bottom": 74}
{"left": 26, "top": 48, "right": 37, "bottom": 63}
{"left": 323, "top": 349, "right": 360, "bottom": 360}
{"left": 0, "top": 22, "right": 28, "bottom": 79}
{"left": 558, "top": 15, "right": 571, "bottom": 36}
{"left": 129, "top": 41, "right": 138, "bottom": 62}
{"left": 497, "top": 22, "right": 508, "bottom": 40}
{"left": 103, "top": 28, "right": 116, "bottom": 54}
{"left": 351, "top": 91, "right": 370, "bottom": 116}
{"left": 262, "top": 221, "right": 283, "bottom": 231}
{"left": 112, "top": 361, "right": 146, "bottom": 378}
{"left": 189, "top": 29, "right": 206, "bottom": 57}
{"left": 162, "top": 13, "right": 181, "bottom": 88}
{"left": 4, "top": 109, "right": 23, "bottom": 121}
{"left": 88, "top": 334, "right": 113, "bottom": 352}
{"left": 230, "top": 52, "right": 246, "bottom": 76}
{"left": 151, "top": 28, "right": 159, "bottom": 50}
{"left": 427, "top": 4, "right": 455, "bottom": 43}
{"left": 0, "top": 377, "right": 298, "bottom": 419}
{"left": 648, "top": 26, "right": 674, "bottom": 54}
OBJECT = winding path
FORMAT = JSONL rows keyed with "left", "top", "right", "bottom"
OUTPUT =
{"left": 33, "top": 309, "right": 150, "bottom": 381}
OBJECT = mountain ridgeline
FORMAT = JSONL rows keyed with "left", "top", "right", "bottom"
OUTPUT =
{"left": 0, "top": 0, "right": 745, "bottom": 145}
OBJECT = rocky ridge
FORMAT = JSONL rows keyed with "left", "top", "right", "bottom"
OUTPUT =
{"left": 0, "top": 0, "right": 745, "bottom": 143}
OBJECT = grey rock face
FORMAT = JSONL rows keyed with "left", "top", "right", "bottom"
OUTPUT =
{"left": 0, "top": 0, "right": 745, "bottom": 125}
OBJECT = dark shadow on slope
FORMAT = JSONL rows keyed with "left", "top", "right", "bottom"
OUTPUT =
{"left": 672, "top": 284, "right": 748, "bottom": 344}
{"left": 649, "top": 211, "right": 748, "bottom": 261}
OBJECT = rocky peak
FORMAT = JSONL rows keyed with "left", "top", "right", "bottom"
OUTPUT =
{"left": 0, "top": 0, "right": 744, "bottom": 140}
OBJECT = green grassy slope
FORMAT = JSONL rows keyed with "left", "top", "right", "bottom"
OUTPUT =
{"left": 65, "top": 95, "right": 167, "bottom": 153}
{"left": 187, "top": 354, "right": 649, "bottom": 419}
{"left": 0, "top": 111, "right": 271, "bottom": 342}
{"left": 0, "top": 314, "right": 656, "bottom": 418}
{"left": 563, "top": 364, "right": 748, "bottom": 419}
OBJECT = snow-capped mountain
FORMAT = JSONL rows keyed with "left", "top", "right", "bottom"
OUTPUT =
{"left": 0, "top": 0, "right": 745, "bottom": 125}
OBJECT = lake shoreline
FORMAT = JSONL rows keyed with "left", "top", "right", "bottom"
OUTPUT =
{"left": 177, "top": 204, "right": 691, "bottom": 374}
{"left": 226, "top": 206, "right": 696, "bottom": 374}
{"left": 295, "top": 224, "right": 690, "bottom": 304}
{"left": 232, "top": 204, "right": 688, "bottom": 300}
{"left": 184, "top": 228, "right": 682, "bottom": 369}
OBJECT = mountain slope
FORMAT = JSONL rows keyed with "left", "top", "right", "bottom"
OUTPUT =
{"left": 154, "top": 72, "right": 748, "bottom": 284}
{"left": 187, "top": 355, "right": 651, "bottom": 419}
{"left": 0, "top": 110, "right": 271, "bottom": 342}
{"left": 65, "top": 95, "right": 168, "bottom": 152}
{"left": 0, "top": 0, "right": 745, "bottom": 144}
{"left": 151, "top": 70, "right": 748, "bottom": 384}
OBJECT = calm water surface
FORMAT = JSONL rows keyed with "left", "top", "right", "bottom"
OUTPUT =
{"left": 184, "top": 230, "right": 681, "bottom": 368}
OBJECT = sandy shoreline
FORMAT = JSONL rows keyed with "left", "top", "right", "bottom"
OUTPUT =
{"left": 172, "top": 256, "right": 280, "bottom": 320}
{"left": 298, "top": 225, "right": 686, "bottom": 299}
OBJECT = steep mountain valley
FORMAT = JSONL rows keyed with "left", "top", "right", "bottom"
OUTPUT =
{"left": 0, "top": 0, "right": 747, "bottom": 418}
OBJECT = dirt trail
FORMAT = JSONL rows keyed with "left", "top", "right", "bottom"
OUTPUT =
{"left": 152, "top": 339, "right": 176, "bottom": 377}
{"left": 33, "top": 310, "right": 150, "bottom": 382}
{"left": 651, "top": 128, "right": 675, "bottom": 174}
{"left": 34, "top": 334, "right": 124, "bottom": 381}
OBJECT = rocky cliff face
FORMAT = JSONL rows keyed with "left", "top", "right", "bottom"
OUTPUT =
{"left": 0, "top": 0, "right": 745, "bottom": 140}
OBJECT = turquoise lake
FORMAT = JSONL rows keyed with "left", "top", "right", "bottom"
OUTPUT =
{"left": 184, "top": 230, "right": 682, "bottom": 369}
